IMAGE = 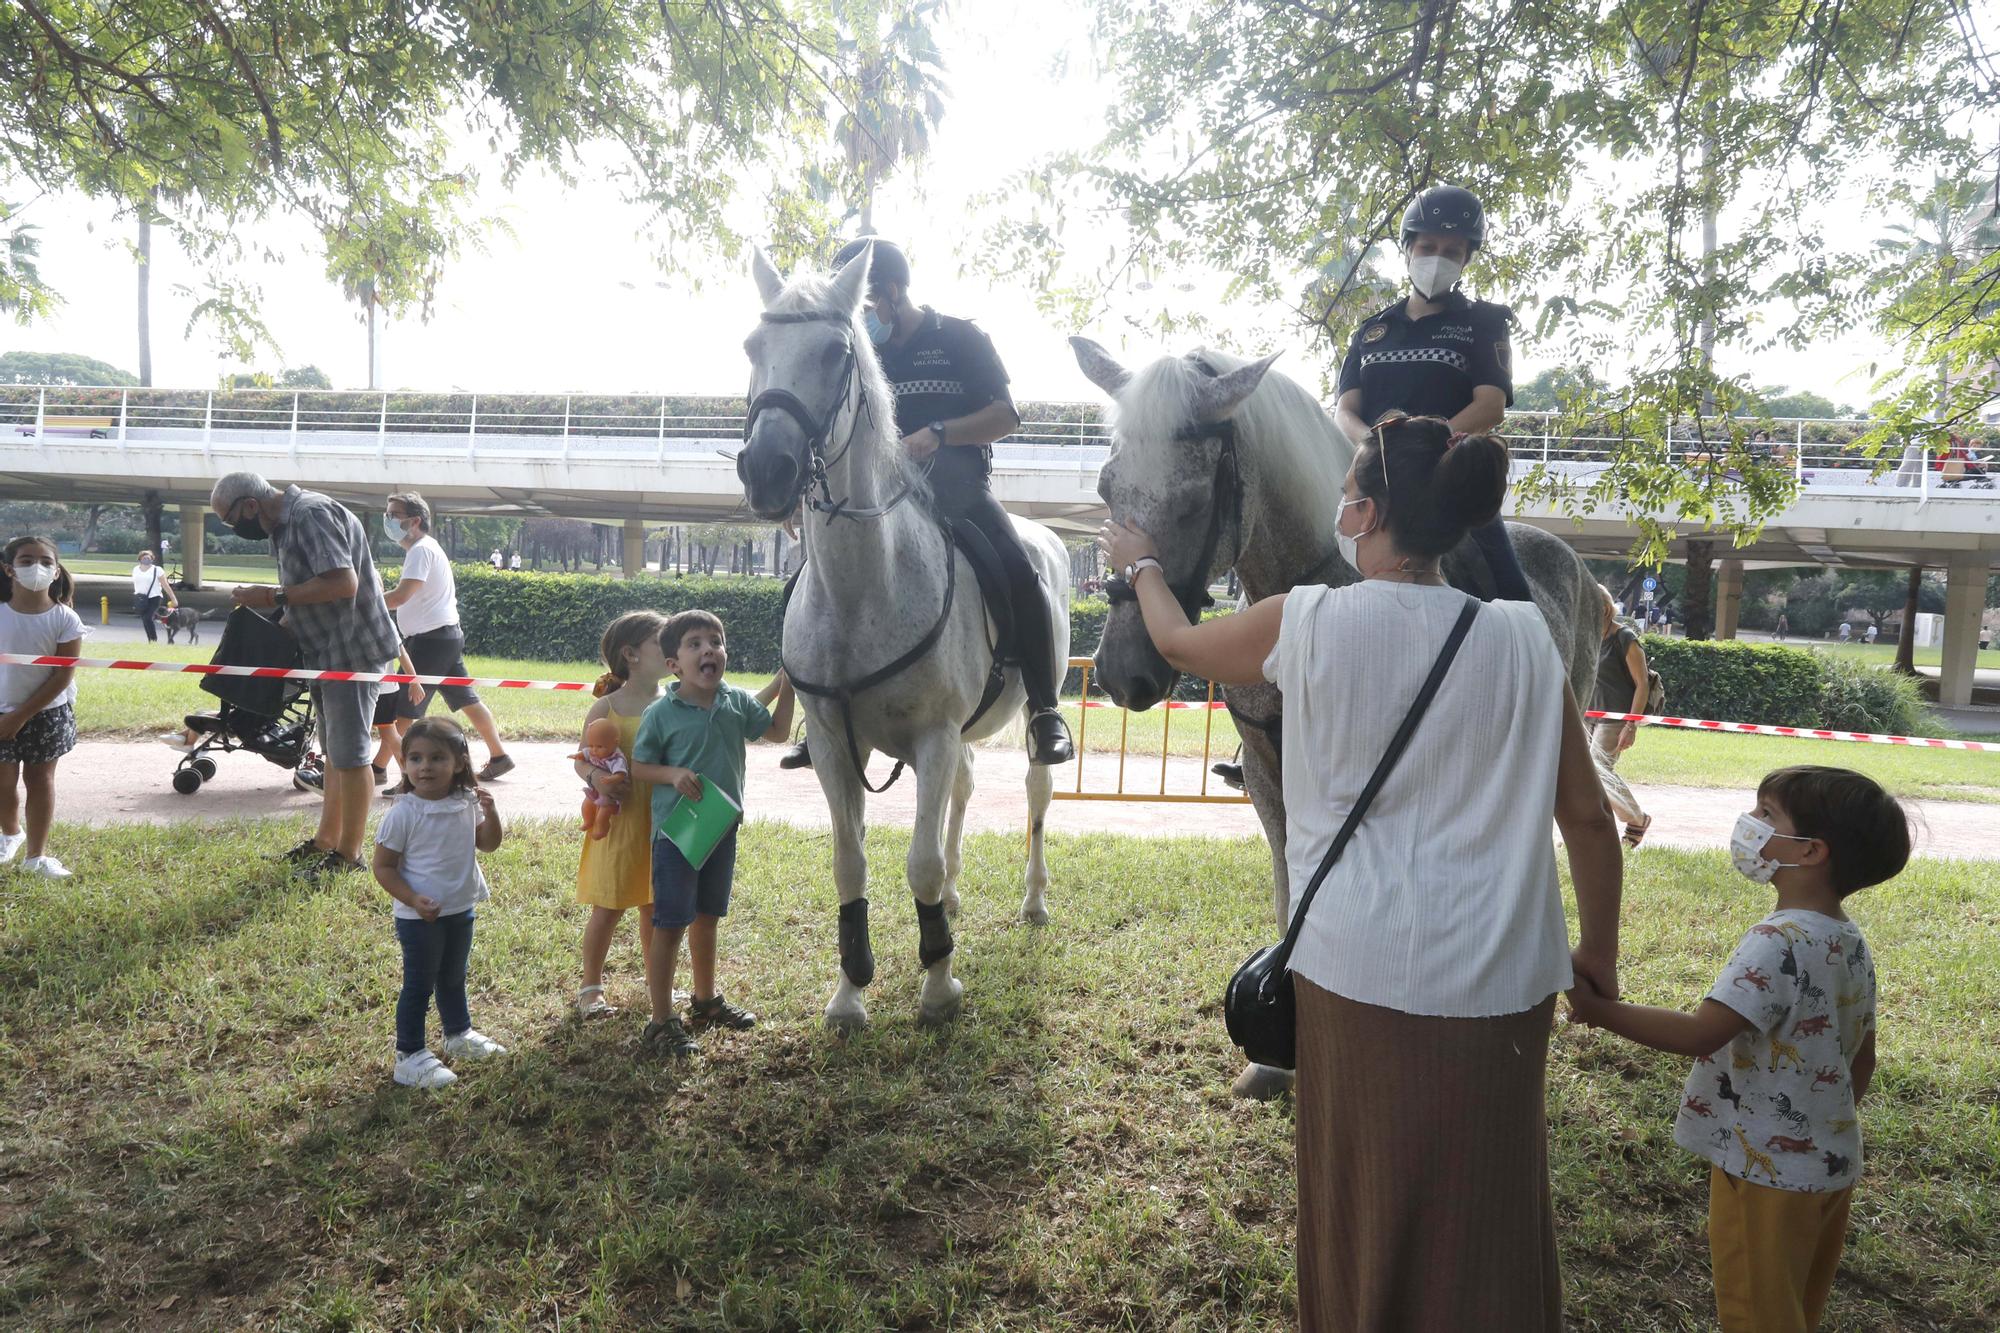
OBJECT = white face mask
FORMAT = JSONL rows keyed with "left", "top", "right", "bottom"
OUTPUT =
{"left": 1334, "top": 493, "right": 1375, "bottom": 570}
{"left": 1408, "top": 253, "right": 1464, "bottom": 301}
{"left": 10, "top": 562, "right": 55, "bottom": 592}
{"left": 1730, "top": 812, "right": 1811, "bottom": 884}
{"left": 385, "top": 510, "right": 411, "bottom": 534}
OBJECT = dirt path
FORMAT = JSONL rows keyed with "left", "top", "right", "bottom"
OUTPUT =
{"left": 46, "top": 739, "right": 1998, "bottom": 860}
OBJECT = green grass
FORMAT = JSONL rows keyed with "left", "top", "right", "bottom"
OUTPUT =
{"left": 0, "top": 820, "right": 1993, "bottom": 1329}
{"left": 1616, "top": 728, "right": 2000, "bottom": 805}
{"left": 63, "top": 554, "right": 284, "bottom": 582}
{"left": 1799, "top": 641, "right": 2000, "bottom": 672}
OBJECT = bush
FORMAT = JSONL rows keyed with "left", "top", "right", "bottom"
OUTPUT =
{"left": 1643, "top": 635, "right": 1929, "bottom": 733}
{"left": 1644, "top": 637, "right": 1824, "bottom": 727}
{"left": 1814, "top": 653, "right": 1926, "bottom": 735}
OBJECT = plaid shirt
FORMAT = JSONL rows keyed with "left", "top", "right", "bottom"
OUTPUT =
{"left": 271, "top": 485, "right": 398, "bottom": 671}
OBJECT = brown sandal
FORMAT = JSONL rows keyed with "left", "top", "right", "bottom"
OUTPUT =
{"left": 1623, "top": 816, "right": 1652, "bottom": 849}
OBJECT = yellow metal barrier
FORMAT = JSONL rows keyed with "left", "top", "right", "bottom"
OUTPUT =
{"left": 1055, "top": 656, "right": 1250, "bottom": 805}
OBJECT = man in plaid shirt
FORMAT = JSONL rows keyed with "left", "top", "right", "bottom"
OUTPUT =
{"left": 210, "top": 472, "right": 399, "bottom": 880}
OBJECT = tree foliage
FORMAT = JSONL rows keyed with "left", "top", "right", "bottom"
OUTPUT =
{"left": 988, "top": 0, "right": 1992, "bottom": 561}
{"left": 0, "top": 349, "right": 137, "bottom": 385}
{"left": 0, "top": 1, "right": 857, "bottom": 340}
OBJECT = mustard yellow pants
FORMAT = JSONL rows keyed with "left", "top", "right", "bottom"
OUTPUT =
{"left": 1708, "top": 1166, "right": 1854, "bottom": 1333}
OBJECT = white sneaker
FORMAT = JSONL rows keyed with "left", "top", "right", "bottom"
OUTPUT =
{"left": 0, "top": 831, "right": 22, "bottom": 866}
{"left": 21, "top": 855, "right": 71, "bottom": 879}
{"left": 158, "top": 733, "right": 198, "bottom": 754}
{"left": 442, "top": 1029, "right": 508, "bottom": 1060}
{"left": 393, "top": 1049, "right": 458, "bottom": 1089}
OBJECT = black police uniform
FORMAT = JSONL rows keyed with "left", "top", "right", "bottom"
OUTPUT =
{"left": 1337, "top": 291, "right": 1534, "bottom": 601}
{"left": 878, "top": 307, "right": 1062, "bottom": 715}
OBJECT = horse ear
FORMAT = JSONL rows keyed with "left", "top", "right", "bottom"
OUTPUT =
{"left": 829, "top": 242, "right": 873, "bottom": 315}
{"left": 1069, "top": 337, "right": 1131, "bottom": 396}
{"left": 1190, "top": 352, "right": 1280, "bottom": 421}
{"left": 751, "top": 247, "right": 785, "bottom": 305}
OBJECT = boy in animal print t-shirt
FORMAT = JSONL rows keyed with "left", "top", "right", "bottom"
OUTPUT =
{"left": 1569, "top": 767, "right": 1911, "bottom": 1333}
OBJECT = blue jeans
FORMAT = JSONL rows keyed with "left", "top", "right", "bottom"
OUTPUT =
{"left": 394, "top": 909, "right": 474, "bottom": 1054}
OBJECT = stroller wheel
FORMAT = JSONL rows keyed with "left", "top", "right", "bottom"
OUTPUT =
{"left": 193, "top": 757, "right": 218, "bottom": 781}
{"left": 172, "top": 768, "right": 203, "bottom": 795}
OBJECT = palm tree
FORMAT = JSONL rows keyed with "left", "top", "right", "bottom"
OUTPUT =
{"left": 1877, "top": 173, "right": 2000, "bottom": 415}
{"left": 834, "top": 1, "right": 950, "bottom": 232}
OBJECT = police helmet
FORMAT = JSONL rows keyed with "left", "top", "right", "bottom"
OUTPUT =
{"left": 831, "top": 236, "right": 911, "bottom": 288}
{"left": 1400, "top": 186, "right": 1486, "bottom": 253}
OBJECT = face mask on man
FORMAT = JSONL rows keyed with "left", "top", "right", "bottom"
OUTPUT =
{"left": 1729, "top": 812, "right": 1812, "bottom": 884}
{"left": 1407, "top": 253, "right": 1465, "bottom": 301}
{"left": 385, "top": 510, "right": 413, "bottom": 535}
{"left": 864, "top": 310, "right": 893, "bottom": 346}
{"left": 10, "top": 562, "right": 55, "bottom": 592}
{"left": 231, "top": 511, "right": 268, "bottom": 542}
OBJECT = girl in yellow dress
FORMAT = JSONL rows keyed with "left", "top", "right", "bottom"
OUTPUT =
{"left": 572, "top": 611, "right": 670, "bottom": 1017}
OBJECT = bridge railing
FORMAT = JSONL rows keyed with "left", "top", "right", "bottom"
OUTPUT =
{"left": 3, "top": 385, "right": 1992, "bottom": 497}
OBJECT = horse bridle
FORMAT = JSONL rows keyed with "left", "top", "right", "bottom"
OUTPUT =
{"left": 742, "top": 309, "right": 927, "bottom": 523}
{"left": 1104, "top": 414, "right": 1243, "bottom": 621}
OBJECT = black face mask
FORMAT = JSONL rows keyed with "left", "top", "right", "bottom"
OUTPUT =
{"left": 231, "top": 511, "right": 268, "bottom": 541}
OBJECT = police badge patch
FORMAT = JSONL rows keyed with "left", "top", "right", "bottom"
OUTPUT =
{"left": 1363, "top": 323, "right": 1388, "bottom": 344}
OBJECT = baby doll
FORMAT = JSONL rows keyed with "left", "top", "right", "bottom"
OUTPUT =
{"left": 571, "top": 716, "right": 626, "bottom": 840}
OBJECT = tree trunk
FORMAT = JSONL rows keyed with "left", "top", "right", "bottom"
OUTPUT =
{"left": 136, "top": 191, "right": 155, "bottom": 387}
{"left": 80, "top": 505, "right": 104, "bottom": 553}
{"left": 1893, "top": 566, "right": 1924, "bottom": 675}
{"left": 1682, "top": 540, "right": 1716, "bottom": 640}
{"left": 142, "top": 491, "right": 164, "bottom": 559}
{"left": 364, "top": 279, "right": 382, "bottom": 390}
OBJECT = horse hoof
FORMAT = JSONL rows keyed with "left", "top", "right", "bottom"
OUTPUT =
{"left": 918, "top": 979, "right": 964, "bottom": 1027}
{"left": 1019, "top": 903, "right": 1049, "bottom": 926}
{"left": 943, "top": 890, "right": 962, "bottom": 919}
{"left": 824, "top": 1007, "right": 870, "bottom": 1036}
{"left": 1231, "top": 1062, "right": 1295, "bottom": 1101}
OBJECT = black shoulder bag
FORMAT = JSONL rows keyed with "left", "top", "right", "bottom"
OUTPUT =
{"left": 1224, "top": 598, "right": 1479, "bottom": 1070}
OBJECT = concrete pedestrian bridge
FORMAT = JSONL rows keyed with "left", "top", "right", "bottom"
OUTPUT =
{"left": 5, "top": 384, "right": 1995, "bottom": 703}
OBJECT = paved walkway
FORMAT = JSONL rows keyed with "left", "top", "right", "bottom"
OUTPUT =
{"left": 46, "top": 739, "right": 1998, "bottom": 860}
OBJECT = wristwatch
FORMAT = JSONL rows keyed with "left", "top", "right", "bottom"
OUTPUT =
{"left": 927, "top": 421, "right": 947, "bottom": 448}
{"left": 1123, "top": 556, "right": 1163, "bottom": 583}
{"left": 271, "top": 588, "right": 288, "bottom": 609}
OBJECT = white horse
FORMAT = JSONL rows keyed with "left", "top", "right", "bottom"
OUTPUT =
{"left": 1071, "top": 338, "right": 1603, "bottom": 1096}
{"left": 737, "top": 246, "right": 1069, "bottom": 1032}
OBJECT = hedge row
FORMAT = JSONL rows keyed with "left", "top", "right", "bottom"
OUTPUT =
{"left": 1642, "top": 636, "right": 1924, "bottom": 733}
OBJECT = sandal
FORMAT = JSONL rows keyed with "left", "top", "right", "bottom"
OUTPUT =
{"left": 576, "top": 985, "right": 618, "bottom": 1019}
{"left": 1623, "top": 816, "right": 1652, "bottom": 849}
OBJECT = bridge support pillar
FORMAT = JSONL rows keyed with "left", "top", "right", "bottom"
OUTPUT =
{"left": 178, "top": 505, "right": 206, "bottom": 590}
{"left": 1938, "top": 551, "right": 1986, "bottom": 708}
{"left": 621, "top": 518, "right": 645, "bottom": 579}
{"left": 1713, "top": 559, "right": 1743, "bottom": 640}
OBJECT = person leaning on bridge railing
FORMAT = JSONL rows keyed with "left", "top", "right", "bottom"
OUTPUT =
{"left": 383, "top": 492, "right": 515, "bottom": 782}
{"left": 212, "top": 471, "right": 399, "bottom": 881}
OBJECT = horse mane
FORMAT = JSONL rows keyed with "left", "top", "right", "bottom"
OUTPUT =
{"left": 1110, "top": 345, "right": 1346, "bottom": 519}
{"left": 765, "top": 272, "right": 928, "bottom": 507}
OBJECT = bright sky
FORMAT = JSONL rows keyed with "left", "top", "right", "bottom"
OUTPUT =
{"left": 0, "top": 4, "right": 1919, "bottom": 408}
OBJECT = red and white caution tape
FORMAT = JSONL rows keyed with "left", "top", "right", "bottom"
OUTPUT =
{"left": 1581, "top": 710, "right": 1992, "bottom": 751}
{"left": 0, "top": 653, "right": 591, "bottom": 692}
{"left": 5, "top": 654, "right": 1993, "bottom": 752}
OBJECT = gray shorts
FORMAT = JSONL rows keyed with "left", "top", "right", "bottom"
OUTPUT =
{"left": 313, "top": 680, "right": 382, "bottom": 770}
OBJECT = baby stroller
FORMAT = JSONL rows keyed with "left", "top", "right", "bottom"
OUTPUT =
{"left": 169, "top": 606, "right": 321, "bottom": 795}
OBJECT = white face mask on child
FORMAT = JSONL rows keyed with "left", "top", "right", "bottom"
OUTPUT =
{"left": 1729, "top": 812, "right": 1812, "bottom": 884}
{"left": 10, "top": 563, "right": 55, "bottom": 592}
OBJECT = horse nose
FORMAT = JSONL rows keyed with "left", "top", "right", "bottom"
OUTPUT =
{"left": 1101, "top": 671, "right": 1163, "bottom": 713}
{"left": 738, "top": 439, "right": 802, "bottom": 515}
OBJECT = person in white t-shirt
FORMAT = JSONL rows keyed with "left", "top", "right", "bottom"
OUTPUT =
{"left": 383, "top": 493, "right": 514, "bottom": 781}
{"left": 0, "top": 535, "right": 84, "bottom": 878}
{"left": 130, "top": 549, "right": 178, "bottom": 643}
{"left": 489, "top": 548, "right": 503, "bottom": 570}
{"left": 1099, "top": 415, "right": 1623, "bottom": 1330}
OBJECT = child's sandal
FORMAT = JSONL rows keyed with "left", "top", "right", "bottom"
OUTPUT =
{"left": 576, "top": 985, "right": 617, "bottom": 1019}
{"left": 1623, "top": 815, "right": 1652, "bottom": 849}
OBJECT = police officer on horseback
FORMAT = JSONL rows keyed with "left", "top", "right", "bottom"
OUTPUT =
{"left": 1334, "top": 185, "right": 1534, "bottom": 602}
{"left": 782, "top": 238, "right": 1075, "bottom": 769}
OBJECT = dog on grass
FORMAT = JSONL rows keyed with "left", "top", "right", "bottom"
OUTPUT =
{"left": 160, "top": 606, "right": 208, "bottom": 644}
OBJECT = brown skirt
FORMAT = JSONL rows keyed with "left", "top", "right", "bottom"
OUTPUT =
{"left": 1295, "top": 978, "right": 1562, "bottom": 1332}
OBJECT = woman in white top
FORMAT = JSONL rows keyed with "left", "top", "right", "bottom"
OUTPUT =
{"left": 383, "top": 493, "right": 514, "bottom": 781}
{"left": 1101, "top": 416, "right": 1623, "bottom": 1331}
{"left": 130, "top": 549, "right": 178, "bottom": 643}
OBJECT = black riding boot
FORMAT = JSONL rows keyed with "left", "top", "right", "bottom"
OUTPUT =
{"left": 780, "top": 736, "right": 813, "bottom": 769}
{"left": 1468, "top": 518, "right": 1534, "bottom": 603}
{"left": 1013, "top": 574, "right": 1073, "bottom": 766}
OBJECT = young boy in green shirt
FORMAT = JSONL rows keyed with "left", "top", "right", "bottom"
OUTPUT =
{"left": 629, "top": 609, "right": 794, "bottom": 1056}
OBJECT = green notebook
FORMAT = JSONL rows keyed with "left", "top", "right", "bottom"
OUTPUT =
{"left": 660, "top": 776, "right": 742, "bottom": 869}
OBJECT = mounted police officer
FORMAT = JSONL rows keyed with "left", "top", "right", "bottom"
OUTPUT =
{"left": 1333, "top": 185, "right": 1534, "bottom": 602}
{"left": 782, "top": 238, "right": 1075, "bottom": 769}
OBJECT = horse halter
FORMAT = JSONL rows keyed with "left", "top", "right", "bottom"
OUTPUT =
{"left": 742, "top": 309, "right": 922, "bottom": 523}
{"left": 1104, "top": 363, "right": 1245, "bottom": 621}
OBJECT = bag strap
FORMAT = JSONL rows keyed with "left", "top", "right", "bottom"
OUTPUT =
{"left": 1268, "top": 597, "right": 1480, "bottom": 968}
